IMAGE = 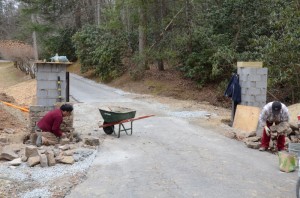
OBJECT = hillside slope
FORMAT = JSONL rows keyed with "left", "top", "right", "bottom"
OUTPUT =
{"left": 67, "top": 62, "right": 232, "bottom": 108}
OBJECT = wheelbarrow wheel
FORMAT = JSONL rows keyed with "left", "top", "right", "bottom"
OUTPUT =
{"left": 103, "top": 122, "right": 114, "bottom": 135}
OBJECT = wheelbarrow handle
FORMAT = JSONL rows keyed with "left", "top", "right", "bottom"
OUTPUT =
{"left": 99, "top": 115, "right": 155, "bottom": 128}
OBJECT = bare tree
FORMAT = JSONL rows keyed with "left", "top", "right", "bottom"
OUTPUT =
{"left": 138, "top": 1, "right": 147, "bottom": 69}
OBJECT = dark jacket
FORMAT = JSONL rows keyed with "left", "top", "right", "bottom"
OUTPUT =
{"left": 224, "top": 74, "right": 241, "bottom": 103}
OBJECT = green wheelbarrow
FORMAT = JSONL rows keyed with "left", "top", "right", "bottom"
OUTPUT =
{"left": 98, "top": 107, "right": 154, "bottom": 138}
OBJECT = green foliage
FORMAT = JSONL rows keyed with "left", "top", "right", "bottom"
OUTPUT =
{"left": 248, "top": 1, "right": 300, "bottom": 102}
{"left": 178, "top": 26, "right": 235, "bottom": 87}
{"left": 13, "top": 0, "right": 300, "bottom": 103}
{"left": 72, "top": 25, "right": 127, "bottom": 82}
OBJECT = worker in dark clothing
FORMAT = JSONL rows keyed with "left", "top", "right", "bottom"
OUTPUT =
{"left": 35, "top": 104, "right": 73, "bottom": 146}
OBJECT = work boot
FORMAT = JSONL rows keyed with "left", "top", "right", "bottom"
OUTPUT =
{"left": 259, "top": 147, "right": 267, "bottom": 151}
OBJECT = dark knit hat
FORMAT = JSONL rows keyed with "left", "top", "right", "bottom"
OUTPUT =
{"left": 272, "top": 101, "right": 282, "bottom": 114}
{"left": 60, "top": 104, "right": 73, "bottom": 112}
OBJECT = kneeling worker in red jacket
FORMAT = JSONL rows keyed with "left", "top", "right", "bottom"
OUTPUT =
{"left": 35, "top": 104, "right": 73, "bottom": 146}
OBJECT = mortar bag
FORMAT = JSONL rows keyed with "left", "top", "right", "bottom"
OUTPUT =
{"left": 278, "top": 151, "right": 296, "bottom": 173}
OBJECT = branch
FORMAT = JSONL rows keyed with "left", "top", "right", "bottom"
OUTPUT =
{"left": 149, "top": 6, "right": 185, "bottom": 51}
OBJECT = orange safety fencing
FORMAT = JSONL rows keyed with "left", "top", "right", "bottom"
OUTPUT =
{"left": 0, "top": 100, "right": 29, "bottom": 113}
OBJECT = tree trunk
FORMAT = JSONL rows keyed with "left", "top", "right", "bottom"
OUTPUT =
{"left": 31, "top": 14, "right": 38, "bottom": 60}
{"left": 96, "top": 0, "right": 101, "bottom": 25}
{"left": 185, "top": 0, "right": 192, "bottom": 53}
{"left": 75, "top": 4, "right": 82, "bottom": 29}
{"left": 155, "top": 0, "right": 164, "bottom": 71}
{"left": 138, "top": 2, "right": 148, "bottom": 70}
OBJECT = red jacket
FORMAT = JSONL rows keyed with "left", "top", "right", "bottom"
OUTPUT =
{"left": 37, "top": 109, "right": 63, "bottom": 137}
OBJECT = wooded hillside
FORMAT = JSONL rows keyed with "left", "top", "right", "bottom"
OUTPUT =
{"left": 1, "top": 0, "right": 300, "bottom": 104}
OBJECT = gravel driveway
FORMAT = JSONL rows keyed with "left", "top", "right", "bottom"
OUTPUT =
{"left": 66, "top": 74, "right": 298, "bottom": 198}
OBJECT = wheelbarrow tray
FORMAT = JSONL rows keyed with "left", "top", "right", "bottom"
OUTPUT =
{"left": 99, "top": 108, "right": 136, "bottom": 123}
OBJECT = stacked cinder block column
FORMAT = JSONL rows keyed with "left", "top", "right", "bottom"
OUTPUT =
{"left": 36, "top": 62, "right": 71, "bottom": 106}
{"left": 237, "top": 62, "right": 268, "bottom": 108}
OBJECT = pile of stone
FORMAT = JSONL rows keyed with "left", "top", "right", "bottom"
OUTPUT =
{"left": 243, "top": 122, "right": 300, "bottom": 151}
{"left": 0, "top": 137, "right": 100, "bottom": 167}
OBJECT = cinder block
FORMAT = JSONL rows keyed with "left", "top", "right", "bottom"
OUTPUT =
{"left": 37, "top": 90, "right": 48, "bottom": 98}
{"left": 255, "top": 95, "right": 267, "bottom": 102}
{"left": 239, "top": 74, "right": 248, "bottom": 81}
{"left": 241, "top": 88, "right": 246, "bottom": 94}
{"left": 256, "top": 68, "right": 268, "bottom": 75}
{"left": 38, "top": 81, "right": 57, "bottom": 89}
{"left": 258, "top": 102, "right": 266, "bottom": 108}
{"left": 37, "top": 65, "right": 52, "bottom": 72}
{"left": 36, "top": 73, "right": 49, "bottom": 80}
{"left": 256, "top": 81, "right": 267, "bottom": 88}
{"left": 247, "top": 75, "right": 261, "bottom": 81}
{"left": 242, "top": 95, "right": 255, "bottom": 101}
{"left": 241, "top": 68, "right": 258, "bottom": 75}
{"left": 47, "top": 89, "right": 59, "bottom": 98}
{"left": 241, "top": 101, "right": 248, "bottom": 106}
{"left": 247, "top": 87, "right": 261, "bottom": 95}
{"left": 261, "top": 88, "right": 267, "bottom": 95}
{"left": 48, "top": 73, "right": 60, "bottom": 81}
{"left": 261, "top": 75, "right": 268, "bottom": 83}
{"left": 237, "top": 67, "right": 243, "bottom": 74}
{"left": 240, "top": 81, "right": 250, "bottom": 88}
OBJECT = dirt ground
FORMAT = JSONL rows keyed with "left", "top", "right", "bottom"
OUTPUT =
{"left": 0, "top": 62, "right": 35, "bottom": 145}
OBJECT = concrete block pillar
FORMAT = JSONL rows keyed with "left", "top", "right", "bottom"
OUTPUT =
{"left": 35, "top": 62, "right": 71, "bottom": 107}
{"left": 237, "top": 62, "right": 267, "bottom": 108}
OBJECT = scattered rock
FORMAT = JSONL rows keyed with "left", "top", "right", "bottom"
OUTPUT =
{"left": 64, "top": 150, "right": 74, "bottom": 156}
{"left": 45, "top": 150, "right": 56, "bottom": 166}
{"left": 236, "top": 130, "right": 256, "bottom": 140}
{"left": 60, "top": 138, "right": 70, "bottom": 145}
{"left": 245, "top": 141, "right": 260, "bottom": 149}
{"left": 84, "top": 137, "right": 100, "bottom": 146}
{"left": 0, "top": 137, "right": 9, "bottom": 144}
{"left": 27, "top": 156, "right": 40, "bottom": 167}
{"left": 0, "top": 146, "right": 19, "bottom": 160}
{"left": 289, "top": 122, "right": 298, "bottom": 131}
{"left": 39, "top": 154, "right": 48, "bottom": 167}
{"left": 8, "top": 158, "right": 22, "bottom": 166}
{"left": 244, "top": 136, "right": 261, "bottom": 143}
{"left": 3, "top": 128, "right": 15, "bottom": 134}
{"left": 224, "top": 130, "right": 236, "bottom": 139}
{"left": 25, "top": 145, "right": 39, "bottom": 158}
{"left": 21, "top": 155, "right": 28, "bottom": 162}
{"left": 57, "top": 156, "right": 75, "bottom": 164}
{"left": 59, "top": 145, "right": 70, "bottom": 151}
{"left": 270, "top": 122, "right": 290, "bottom": 134}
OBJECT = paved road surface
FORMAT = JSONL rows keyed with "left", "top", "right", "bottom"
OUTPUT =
{"left": 67, "top": 74, "right": 297, "bottom": 198}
